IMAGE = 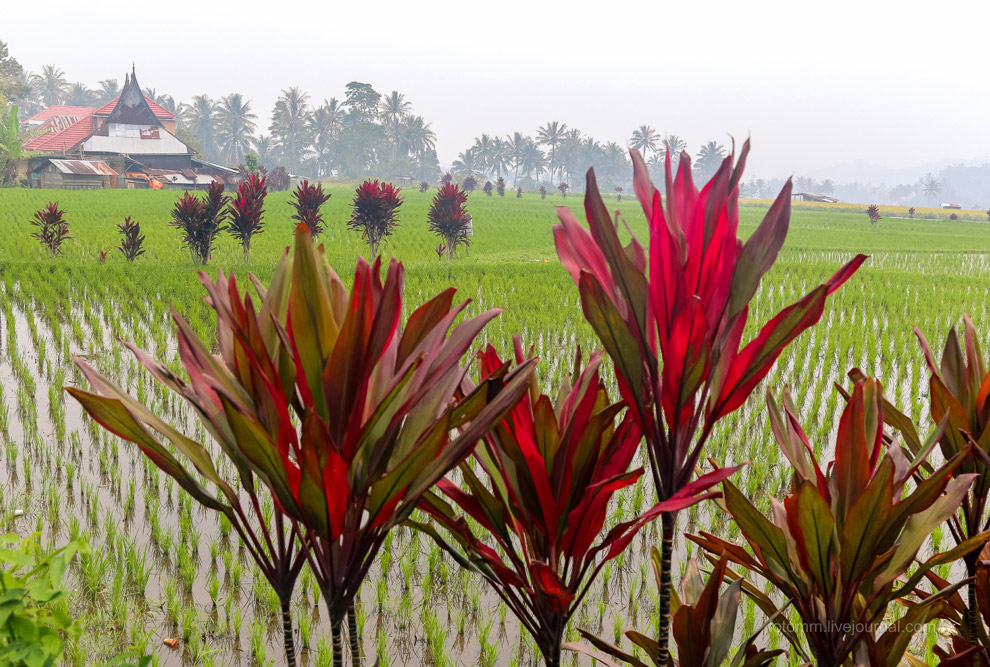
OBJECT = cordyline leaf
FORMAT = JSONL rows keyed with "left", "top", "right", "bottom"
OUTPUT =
{"left": 727, "top": 179, "right": 792, "bottom": 320}
{"left": 566, "top": 632, "right": 648, "bottom": 667}
{"left": 788, "top": 480, "right": 835, "bottom": 597}
{"left": 66, "top": 388, "right": 230, "bottom": 515}
{"left": 709, "top": 253, "right": 868, "bottom": 423}
{"left": 722, "top": 481, "right": 793, "bottom": 583}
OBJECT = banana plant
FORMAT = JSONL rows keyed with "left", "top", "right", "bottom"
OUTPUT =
{"left": 553, "top": 140, "right": 866, "bottom": 661}
{"left": 410, "top": 341, "right": 676, "bottom": 667}
{"left": 69, "top": 225, "right": 535, "bottom": 667}
{"left": 568, "top": 553, "right": 784, "bottom": 667}
{"left": 690, "top": 377, "right": 988, "bottom": 667}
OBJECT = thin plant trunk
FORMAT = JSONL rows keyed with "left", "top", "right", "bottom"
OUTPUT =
{"left": 332, "top": 620, "right": 344, "bottom": 667}
{"left": 656, "top": 511, "right": 675, "bottom": 666}
{"left": 242, "top": 238, "right": 250, "bottom": 262}
{"left": 347, "top": 603, "right": 361, "bottom": 667}
{"left": 281, "top": 598, "right": 297, "bottom": 667}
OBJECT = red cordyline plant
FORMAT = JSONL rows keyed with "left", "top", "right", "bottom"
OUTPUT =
{"left": 558, "top": 182, "right": 569, "bottom": 198}
{"left": 67, "top": 242, "right": 309, "bottom": 665}
{"left": 516, "top": 186, "right": 523, "bottom": 198}
{"left": 496, "top": 175, "right": 506, "bottom": 196}
{"left": 289, "top": 180, "right": 331, "bottom": 238}
{"left": 419, "top": 180, "right": 430, "bottom": 193}
{"left": 483, "top": 180, "right": 494, "bottom": 196}
{"left": 116, "top": 216, "right": 145, "bottom": 261}
{"left": 170, "top": 183, "right": 228, "bottom": 265}
{"left": 691, "top": 377, "right": 988, "bottom": 667}
{"left": 30, "top": 202, "right": 70, "bottom": 258}
{"left": 553, "top": 142, "right": 866, "bottom": 661}
{"left": 69, "top": 225, "right": 535, "bottom": 667}
{"left": 866, "top": 203, "right": 882, "bottom": 227}
{"left": 615, "top": 185, "right": 623, "bottom": 202}
{"left": 463, "top": 175, "right": 478, "bottom": 191}
{"left": 347, "top": 179, "right": 403, "bottom": 257}
{"left": 908, "top": 206, "right": 916, "bottom": 219}
{"left": 898, "top": 315, "right": 990, "bottom": 658}
{"left": 441, "top": 172, "right": 452, "bottom": 184}
{"left": 226, "top": 173, "right": 267, "bottom": 260}
{"left": 540, "top": 185, "right": 548, "bottom": 200}
{"left": 428, "top": 182, "right": 471, "bottom": 260}
{"left": 570, "top": 555, "right": 783, "bottom": 667}
{"left": 411, "top": 341, "right": 660, "bottom": 667}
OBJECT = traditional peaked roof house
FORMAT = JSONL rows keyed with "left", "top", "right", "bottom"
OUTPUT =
{"left": 21, "top": 67, "right": 236, "bottom": 189}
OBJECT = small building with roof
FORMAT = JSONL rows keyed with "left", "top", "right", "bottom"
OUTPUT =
{"left": 19, "top": 66, "right": 236, "bottom": 189}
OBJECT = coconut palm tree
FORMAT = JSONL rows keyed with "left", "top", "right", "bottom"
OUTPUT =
{"left": 452, "top": 148, "right": 480, "bottom": 178}
{"left": 519, "top": 141, "right": 545, "bottom": 184}
{"left": 379, "top": 90, "right": 411, "bottom": 165}
{"left": 600, "top": 142, "right": 629, "bottom": 183}
{"left": 923, "top": 172, "right": 941, "bottom": 207}
{"left": 506, "top": 132, "right": 528, "bottom": 185}
{"left": 489, "top": 136, "right": 509, "bottom": 179}
{"left": 185, "top": 95, "right": 219, "bottom": 162}
{"left": 97, "top": 79, "right": 119, "bottom": 105}
{"left": 472, "top": 134, "right": 495, "bottom": 177}
{"left": 34, "top": 65, "right": 67, "bottom": 106}
{"left": 693, "top": 140, "right": 726, "bottom": 181}
{"left": 309, "top": 98, "right": 343, "bottom": 178}
{"left": 252, "top": 135, "right": 274, "bottom": 169}
{"left": 270, "top": 87, "right": 312, "bottom": 174}
{"left": 629, "top": 125, "right": 660, "bottom": 160}
{"left": 398, "top": 115, "right": 436, "bottom": 161}
{"left": 537, "top": 121, "right": 567, "bottom": 184}
{"left": 661, "top": 133, "right": 687, "bottom": 170}
{"left": 64, "top": 82, "right": 96, "bottom": 107}
{"left": 216, "top": 93, "right": 257, "bottom": 166}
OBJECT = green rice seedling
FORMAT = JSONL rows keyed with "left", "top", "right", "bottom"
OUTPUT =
{"left": 298, "top": 609, "right": 313, "bottom": 647}
{"left": 375, "top": 627, "right": 392, "bottom": 667}
{"left": 177, "top": 547, "right": 197, "bottom": 593}
{"left": 315, "top": 634, "right": 333, "bottom": 667}
{"left": 179, "top": 605, "right": 196, "bottom": 642}
{"left": 232, "top": 607, "right": 242, "bottom": 636}
{"left": 163, "top": 577, "right": 179, "bottom": 626}
{"left": 250, "top": 616, "right": 267, "bottom": 664}
{"left": 207, "top": 570, "right": 220, "bottom": 607}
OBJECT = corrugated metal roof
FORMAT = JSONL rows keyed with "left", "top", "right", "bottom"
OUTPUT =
{"left": 146, "top": 169, "right": 220, "bottom": 186}
{"left": 80, "top": 130, "right": 191, "bottom": 155}
{"left": 49, "top": 159, "right": 118, "bottom": 176}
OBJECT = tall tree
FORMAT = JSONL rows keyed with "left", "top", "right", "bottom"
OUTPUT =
{"left": 0, "top": 42, "right": 29, "bottom": 101}
{"left": 217, "top": 93, "right": 258, "bottom": 166}
{"left": 693, "top": 140, "right": 726, "bottom": 181}
{"left": 64, "top": 82, "right": 96, "bottom": 107}
{"left": 661, "top": 133, "right": 687, "bottom": 171}
{"left": 537, "top": 121, "right": 567, "bottom": 183}
{"left": 184, "top": 95, "right": 219, "bottom": 162}
{"left": 600, "top": 141, "right": 629, "bottom": 183}
{"left": 342, "top": 81, "right": 380, "bottom": 122}
{"left": 507, "top": 132, "right": 528, "bottom": 185}
{"left": 270, "top": 87, "right": 312, "bottom": 174}
{"left": 489, "top": 136, "right": 509, "bottom": 178}
{"left": 34, "top": 65, "right": 67, "bottom": 106}
{"left": 309, "top": 98, "right": 343, "bottom": 177}
{"left": 923, "top": 172, "right": 941, "bottom": 207}
{"left": 379, "top": 90, "right": 411, "bottom": 167}
{"left": 473, "top": 134, "right": 495, "bottom": 176}
{"left": 252, "top": 135, "right": 274, "bottom": 169}
{"left": 397, "top": 115, "right": 435, "bottom": 161}
{"left": 451, "top": 148, "right": 480, "bottom": 178}
{"left": 629, "top": 125, "right": 660, "bottom": 160}
{"left": 519, "top": 140, "right": 546, "bottom": 184}
{"left": 97, "top": 79, "right": 119, "bottom": 105}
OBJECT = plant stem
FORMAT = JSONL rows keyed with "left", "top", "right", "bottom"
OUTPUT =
{"left": 347, "top": 603, "right": 362, "bottom": 667}
{"left": 281, "top": 598, "right": 297, "bottom": 667}
{"left": 656, "top": 511, "right": 675, "bottom": 666}
{"left": 332, "top": 621, "right": 343, "bottom": 667}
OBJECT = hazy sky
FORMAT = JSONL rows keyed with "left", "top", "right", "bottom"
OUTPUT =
{"left": 6, "top": 0, "right": 989, "bottom": 179}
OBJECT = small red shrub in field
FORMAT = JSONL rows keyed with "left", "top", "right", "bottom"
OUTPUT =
{"left": 30, "top": 202, "right": 71, "bottom": 258}
{"left": 348, "top": 179, "right": 404, "bottom": 257}
{"left": 226, "top": 174, "right": 268, "bottom": 259}
{"left": 289, "top": 180, "right": 330, "bottom": 238}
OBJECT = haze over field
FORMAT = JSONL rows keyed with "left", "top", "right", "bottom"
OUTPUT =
{"left": 6, "top": 0, "right": 990, "bottom": 184}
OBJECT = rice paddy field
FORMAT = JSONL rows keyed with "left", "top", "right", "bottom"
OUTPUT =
{"left": 1, "top": 185, "right": 989, "bottom": 666}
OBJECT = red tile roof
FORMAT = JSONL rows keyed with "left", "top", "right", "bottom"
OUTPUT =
{"left": 23, "top": 114, "right": 95, "bottom": 152}
{"left": 25, "top": 105, "right": 95, "bottom": 123}
{"left": 95, "top": 96, "right": 175, "bottom": 119}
